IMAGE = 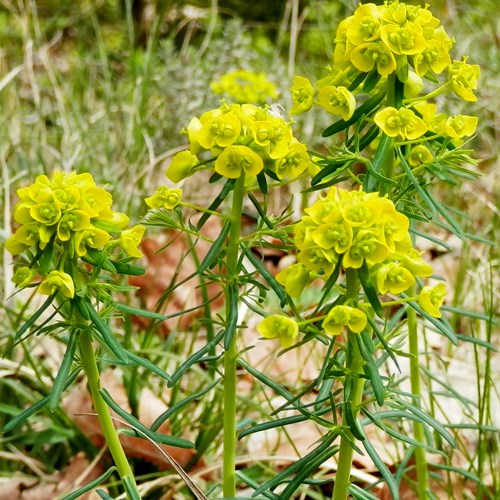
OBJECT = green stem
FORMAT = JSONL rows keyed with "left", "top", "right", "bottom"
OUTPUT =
{"left": 331, "top": 269, "right": 366, "bottom": 500}
{"left": 408, "top": 284, "right": 430, "bottom": 499}
{"left": 222, "top": 174, "right": 246, "bottom": 498}
{"left": 79, "top": 330, "right": 139, "bottom": 497}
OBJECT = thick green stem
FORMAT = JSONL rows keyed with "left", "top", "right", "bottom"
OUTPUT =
{"left": 408, "top": 284, "right": 430, "bottom": 498}
{"left": 222, "top": 174, "right": 245, "bottom": 498}
{"left": 79, "top": 330, "right": 138, "bottom": 496}
{"left": 332, "top": 268, "right": 366, "bottom": 500}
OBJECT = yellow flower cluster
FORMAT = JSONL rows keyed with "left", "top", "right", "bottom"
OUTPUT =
{"left": 7, "top": 171, "right": 145, "bottom": 298}
{"left": 166, "top": 102, "right": 311, "bottom": 181}
{"left": 211, "top": 70, "right": 278, "bottom": 105}
{"left": 334, "top": 1, "right": 453, "bottom": 79}
{"left": 276, "top": 187, "right": 446, "bottom": 330}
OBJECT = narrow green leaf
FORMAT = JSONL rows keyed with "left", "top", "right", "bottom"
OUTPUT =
{"left": 348, "top": 71, "right": 367, "bottom": 91}
{"left": 59, "top": 466, "right": 117, "bottom": 500}
{"left": 197, "top": 178, "right": 235, "bottom": 229}
{"left": 224, "top": 282, "right": 240, "bottom": 350}
{"left": 82, "top": 248, "right": 117, "bottom": 273}
{"left": 362, "top": 68, "right": 382, "bottom": 93}
{"left": 116, "top": 303, "right": 171, "bottom": 321}
{"left": 360, "top": 428, "right": 400, "bottom": 499}
{"left": 348, "top": 484, "right": 380, "bottom": 500}
{"left": 169, "top": 330, "right": 225, "bottom": 386}
{"left": 408, "top": 300, "right": 458, "bottom": 345}
{"left": 112, "top": 261, "right": 146, "bottom": 276}
{"left": 344, "top": 400, "right": 365, "bottom": 441}
{"left": 3, "top": 369, "right": 81, "bottom": 433}
{"left": 85, "top": 301, "right": 129, "bottom": 363}
{"left": 256, "top": 171, "right": 268, "bottom": 195}
{"left": 151, "top": 378, "right": 221, "bottom": 431}
{"left": 49, "top": 329, "right": 80, "bottom": 411}
{"left": 198, "top": 220, "right": 231, "bottom": 274}
{"left": 14, "top": 294, "right": 55, "bottom": 340}
{"left": 123, "top": 475, "right": 141, "bottom": 500}
{"left": 39, "top": 240, "right": 54, "bottom": 274}
{"left": 358, "top": 261, "right": 383, "bottom": 318}
{"left": 357, "top": 334, "right": 384, "bottom": 406}
{"left": 248, "top": 192, "right": 273, "bottom": 229}
{"left": 363, "top": 133, "right": 394, "bottom": 193}
{"left": 99, "top": 388, "right": 195, "bottom": 448}
{"left": 311, "top": 159, "right": 351, "bottom": 186}
{"left": 126, "top": 351, "right": 171, "bottom": 383}
{"left": 96, "top": 490, "right": 114, "bottom": 500}
{"left": 242, "top": 244, "right": 287, "bottom": 307}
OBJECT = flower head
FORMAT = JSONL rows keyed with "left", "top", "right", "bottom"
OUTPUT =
{"left": 289, "top": 76, "right": 315, "bottom": 115}
{"left": 257, "top": 315, "right": 299, "bottom": 348}
{"left": 448, "top": 58, "right": 480, "bottom": 102}
{"left": 38, "top": 270, "right": 75, "bottom": 299}
{"left": 214, "top": 145, "right": 263, "bottom": 179}
{"left": 120, "top": 225, "right": 146, "bottom": 258}
{"left": 323, "top": 305, "right": 367, "bottom": 335}
{"left": 317, "top": 86, "right": 356, "bottom": 121}
{"left": 374, "top": 106, "right": 427, "bottom": 140}
{"left": 145, "top": 187, "right": 183, "bottom": 209}
{"left": 418, "top": 283, "right": 447, "bottom": 317}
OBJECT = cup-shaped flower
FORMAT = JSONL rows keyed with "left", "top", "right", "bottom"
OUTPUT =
{"left": 376, "top": 262, "right": 415, "bottom": 294}
{"left": 257, "top": 315, "right": 299, "bottom": 348}
{"left": 274, "top": 142, "right": 310, "bottom": 179}
{"left": 418, "top": 282, "right": 447, "bottom": 317}
{"left": 399, "top": 248, "right": 434, "bottom": 277}
{"left": 195, "top": 110, "right": 242, "bottom": 149}
{"left": 56, "top": 210, "right": 91, "bottom": 242}
{"left": 120, "top": 225, "right": 146, "bottom": 258}
{"left": 12, "top": 266, "right": 36, "bottom": 288}
{"left": 251, "top": 117, "right": 292, "bottom": 159}
{"left": 289, "top": 76, "right": 315, "bottom": 115}
{"left": 323, "top": 305, "right": 367, "bottom": 335}
{"left": 312, "top": 220, "right": 353, "bottom": 254}
{"left": 275, "top": 263, "right": 312, "bottom": 298}
{"left": 78, "top": 187, "right": 111, "bottom": 217}
{"left": 297, "top": 246, "right": 336, "bottom": 275}
{"left": 343, "top": 229, "right": 388, "bottom": 268}
{"left": 38, "top": 270, "right": 75, "bottom": 299}
{"left": 413, "top": 33, "right": 452, "bottom": 76}
{"left": 145, "top": 187, "right": 183, "bottom": 209}
{"left": 374, "top": 106, "right": 427, "bottom": 140}
{"left": 317, "top": 86, "right": 356, "bottom": 121}
{"left": 214, "top": 145, "right": 263, "bottom": 179}
{"left": 74, "top": 225, "right": 111, "bottom": 257}
{"left": 444, "top": 115, "right": 478, "bottom": 139}
{"left": 30, "top": 202, "right": 62, "bottom": 226}
{"left": 409, "top": 145, "right": 434, "bottom": 167}
{"left": 448, "top": 58, "right": 480, "bottom": 102}
{"left": 166, "top": 151, "right": 199, "bottom": 183}
{"left": 346, "top": 3, "right": 381, "bottom": 46}
{"left": 6, "top": 223, "right": 41, "bottom": 255}
{"left": 381, "top": 23, "right": 426, "bottom": 55}
{"left": 350, "top": 41, "right": 397, "bottom": 76}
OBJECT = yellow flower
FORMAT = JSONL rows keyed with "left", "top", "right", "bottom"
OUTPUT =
{"left": 418, "top": 283, "right": 447, "bottom": 318}
{"left": 312, "top": 220, "right": 353, "bottom": 254}
{"left": 145, "top": 187, "right": 183, "bottom": 209}
{"left": 211, "top": 70, "right": 278, "bottom": 104}
{"left": 346, "top": 3, "right": 381, "bottom": 46}
{"left": 297, "top": 246, "right": 336, "bottom": 275}
{"left": 120, "top": 225, "right": 146, "bottom": 258}
{"left": 413, "top": 27, "right": 453, "bottom": 76}
{"left": 29, "top": 202, "right": 61, "bottom": 226}
{"left": 317, "top": 85, "right": 356, "bottom": 121}
{"left": 166, "top": 150, "right": 199, "bottom": 183}
{"left": 38, "top": 270, "right": 75, "bottom": 299}
{"left": 350, "top": 41, "right": 397, "bottom": 76}
{"left": 257, "top": 315, "right": 299, "bottom": 348}
{"left": 275, "top": 263, "right": 312, "bottom": 298}
{"left": 380, "top": 22, "right": 426, "bottom": 55}
{"left": 409, "top": 145, "right": 433, "bottom": 167}
{"left": 323, "top": 305, "right": 367, "bottom": 335}
{"left": 274, "top": 142, "right": 310, "bottom": 179}
{"left": 56, "top": 210, "right": 91, "bottom": 242}
{"left": 399, "top": 248, "right": 434, "bottom": 277}
{"left": 444, "top": 115, "right": 478, "bottom": 139}
{"left": 6, "top": 223, "right": 40, "bottom": 255}
{"left": 12, "top": 266, "right": 36, "bottom": 288}
{"left": 374, "top": 106, "right": 427, "bottom": 140}
{"left": 448, "top": 58, "right": 480, "bottom": 102}
{"left": 376, "top": 262, "right": 415, "bottom": 294}
{"left": 289, "top": 76, "right": 315, "bottom": 115}
{"left": 214, "top": 145, "right": 263, "bottom": 179}
{"left": 251, "top": 117, "right": 293, "bottom": 160}
{"left": 343, "top": 229, "right": 388, "bottom": 269}
{"left": 74, "top": 225, "right": 111, "bottom": 257}
{"left": 196, "top": 110, "right": 242, "bottom": 149}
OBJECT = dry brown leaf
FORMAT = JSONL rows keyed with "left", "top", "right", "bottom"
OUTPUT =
{"left": 130, "top": 218, "right": 224, "bottom": 335}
